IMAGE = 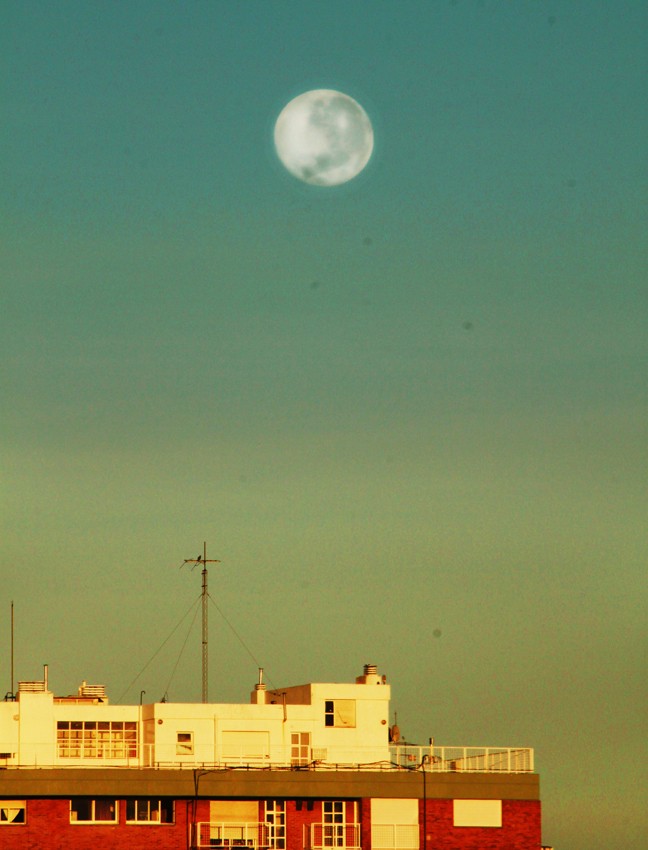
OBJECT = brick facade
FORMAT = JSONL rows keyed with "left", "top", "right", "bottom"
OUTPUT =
{"left": 0, "top": 797, "right": 192, "bottom": 850}
{"left": 420, "top": 799, "right": 542, "bottom": 850}
{"left": 0, "top": 795, "right": 541, "bottom": 850}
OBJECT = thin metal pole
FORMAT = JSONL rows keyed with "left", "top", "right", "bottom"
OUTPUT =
{"left": 10, "top": 601, "right": 14, "bottom": 698}
{"left": 183, "top": 543, "right": 220, "bottom": 704}
{"left": 202, "top": 542, "right": 208, "bottom": 704}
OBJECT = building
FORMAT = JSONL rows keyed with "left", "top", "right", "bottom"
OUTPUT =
{"left": 0, "top": 663, "right": 544, "bottom": 849}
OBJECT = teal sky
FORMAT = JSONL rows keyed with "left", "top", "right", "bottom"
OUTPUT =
{"left": 2, "top": 2, "right": 646, "bottom": 847}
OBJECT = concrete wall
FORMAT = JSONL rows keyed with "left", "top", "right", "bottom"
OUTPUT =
{"left": 2, "top": 673, "right": 392, "bottom": 769}
{"left": 0, "top": 767, "right": 540, "bottom": 800}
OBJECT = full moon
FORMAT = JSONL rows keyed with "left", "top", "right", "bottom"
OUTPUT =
{"left": 274, "top": 89, "right": 374, "bottom": 186}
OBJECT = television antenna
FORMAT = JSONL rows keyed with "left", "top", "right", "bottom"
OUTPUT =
{"left": 182, "top": 542, "right": 220, "bottom": 703}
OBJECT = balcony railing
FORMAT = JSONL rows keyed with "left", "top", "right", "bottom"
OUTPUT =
{"left": 194, "top": 821, "right": 271, "bottom": 849}
{"left": 389, "top": 745, "right": 534, "bottom": 773}
{"left": 309, "top": 823, "right": 361, "bottom": 850}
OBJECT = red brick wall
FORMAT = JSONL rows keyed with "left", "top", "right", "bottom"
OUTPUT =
{"left": 0, "top": 795, "right": 541, "bottom": 850}
{"left": 0, "top": 798, "right": 193, "bottom": 850}
{"left": 360, "top": 798, "right": 372, "bottom": 850}
{"left": 285, "top": 798, "right": 319, "bottom": 850}
{"left": 420, "top": 799, "right": 541, "bottom": 850}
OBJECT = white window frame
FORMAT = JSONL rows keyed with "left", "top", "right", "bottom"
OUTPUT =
{"left": 176, "top": 731, "right": 194, "bottom": 755}
{"left": 265, "top": 799, "right": 286, "bottom": 849}
{"left": 291, "top": 732, "right": 311, "bottom": 765}
{"left": 324, "top": 700, "right": 356, "bottom": 728}
{"left": 323, "top": 801, "right": 347, "bottom": 847}
{"left": 57, "top": 720, "right": 138, "bottom": 759}
{"left": 70, "top": 798, "right": 118, "bottom": 824}
{"left": 126, "top": 797, "right": 174, "bottom": 824}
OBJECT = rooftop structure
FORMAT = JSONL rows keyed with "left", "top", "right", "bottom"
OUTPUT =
{"left": 0, "top": 662, "right": 542, "bottom": 849}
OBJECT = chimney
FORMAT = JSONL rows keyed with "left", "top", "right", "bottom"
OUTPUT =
{"left": 251, "top": 668, "right": 267, "bottom": 704}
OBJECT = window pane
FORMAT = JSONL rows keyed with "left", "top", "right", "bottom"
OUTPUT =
{"left": 334, "top": 701, "right": 355, "bottom": 727}
{"left": 71, "top": 799, "right": 93, "bottom": 821}
{"left": 94, "top": 799, "right": 116, "bottom": 821}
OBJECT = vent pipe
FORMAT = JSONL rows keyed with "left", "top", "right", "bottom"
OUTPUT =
{"left": 252, "top": 667, "right": 267, "bottom": 704}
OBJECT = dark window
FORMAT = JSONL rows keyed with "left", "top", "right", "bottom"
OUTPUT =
{"left": 70, "top": 798, "right": 117, "bottom": 823}
{"left": 126, "top": 798, "right": 174, "bottom": 823}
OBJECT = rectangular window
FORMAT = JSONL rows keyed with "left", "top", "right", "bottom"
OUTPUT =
{"left": 208, "top": 801, "right": 262, "bottom": 847}
{"left": 453, "top": 799, "right": 502, "bottom": 827}
{"left": 0, "top": 801, "right": 26, "bottom": 824}
{"left": 70, "top": 798, "right": 118, "bottom": 823}
{"left": 265, "top": 799, "right": 285, "bottom": 849}
{"left": 324, "top": 700, "right": 356, "bottom": 728}
{"left": 222, "top": 730, "right": 270, "bottom": 763}
{"left": 126, "top": 798, "right": 174, "bottom": 824}
{"left": 313, "top": 802, "right": 359, "bottom": 850}
{"left": 323, "top": 801, "right": 345, "bottom": 847}
{"left": 371, "top": 799, "right": 419, "bottom": 850}
{"left": 176, "top": 731, "right": 194, "bottom": 755}
{"left": 57, "top": 720, "right": 137, "bottom": 759}
{"left": 291, "top": 732, "right": 311, "bottom": 765}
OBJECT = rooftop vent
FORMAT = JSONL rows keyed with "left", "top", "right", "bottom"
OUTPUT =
{"left": 356, "top": 663, "right": 386, "bottom": 685}
{"left": 18, "top": 681, "right": 47, "bottom": 694}
{"left": 78, "top": 681, "right": 107, "bottom": 700}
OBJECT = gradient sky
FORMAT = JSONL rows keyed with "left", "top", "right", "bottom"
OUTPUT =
{"left": 2, "top": 2, "right": 646, "bottom": 848}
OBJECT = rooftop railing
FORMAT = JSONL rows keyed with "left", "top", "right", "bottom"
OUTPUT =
{"left": 390, "top": 744, "right": 534, "bottom": 773}
{"left": 0, "top": 742, "right": 534, "bottom": 773}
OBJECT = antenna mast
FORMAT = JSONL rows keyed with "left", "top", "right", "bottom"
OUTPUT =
{"left": 183, "top": 542, "right": 220, "bottom": 703}
{"left": 11, "top": 601, "right": 14, "bottom": 699}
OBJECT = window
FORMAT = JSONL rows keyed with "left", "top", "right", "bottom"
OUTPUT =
{"left": 265, "top": 799, "right": 285, "bottom": 849}
{"left": 70, "top": 798, "right": 118, "bottom": 823}
{"left": 222, "top": 730, "right": 270, "bottom": 762}
{"left": 209, "top": 801, "right": 261, "bottom": 846}
{"left": 126, "top": 798, "right": 174, "bottom": 824}
{"left": 57, "top": 720, "right": 138, "bottom": 759}
{"left": 176, "top": 731, "right": 194, "bottom": 755}
{"left": 323, "top": 801, "right": 345, "bottom": 847}
{"left": 313, "top": 802, "right": 359, "bottom": 850}
{"left": 324, "top": 700, "right": 355, "bottom": 728}
{"left": 371, "top": 799, "right": 419, "bottom": 850}
{"left": 453, "top": 799, "right": 502, "bottom": 827}
{"left": 291, "top": 732, "right": 311, "bottom": 765}
{"left": 0, "top": 801, "right": 26, "bottom": 824}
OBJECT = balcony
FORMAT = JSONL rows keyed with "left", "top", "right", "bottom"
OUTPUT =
{"left": 193, "top": 821, "right": 271, "bottom": 849}
{"left": 309, "top": 823, "right": 361, "bottom": 850}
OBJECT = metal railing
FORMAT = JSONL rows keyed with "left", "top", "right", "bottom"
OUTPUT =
{"left": 0, "top": 742, "right": 534, "bottom": 773}
{"left": 194, "top": 821, "right": 271, "bottom": 849}
{"left": 390, "top": 745, "right": 534, "bottom": 773}
{"left": 309, "top": 823, "right": 361, "bottom": 850}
